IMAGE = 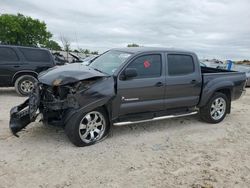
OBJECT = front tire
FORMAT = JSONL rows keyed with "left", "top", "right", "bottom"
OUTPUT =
{"left": 14, "top": 75, "right": 37, "bottom": 96}
{"left": 65, "top": 108, "right": 109, "bottom": 147}
{"left": 200, "top": 92, "right": 229, "bottom": 123}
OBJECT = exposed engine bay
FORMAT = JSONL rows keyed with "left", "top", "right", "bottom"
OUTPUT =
{"left": 9, "top": 63, "right": 115, "bottom": 136}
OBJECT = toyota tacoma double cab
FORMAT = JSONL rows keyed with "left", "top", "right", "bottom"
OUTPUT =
{"left": 9, "top": 47, "right": 247, "bottom": 146}
{"left": 0, "top": 45, "right": 55, "bottom": 95}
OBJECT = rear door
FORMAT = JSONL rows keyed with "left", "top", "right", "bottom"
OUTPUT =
{"left": 117, "top": 53, "right": 166, "bottom": 116}
{"left": 0, "top": 47, "right": 21, "bottom": 86}
{"left": 18, "top": 48, "right": 54, "bottom": 73}
{"left": 165, "top": 53, "right": 202, "bottom": 109}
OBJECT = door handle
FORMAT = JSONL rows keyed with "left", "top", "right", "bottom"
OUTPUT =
{"left": 13, "top": 65, "right": 20, "bottom": 68}
{"left": 155, "top": 82, "right": 164, "bottom": 87}
{"left": 190, "top": 80, "right": 198, "bottom": 84}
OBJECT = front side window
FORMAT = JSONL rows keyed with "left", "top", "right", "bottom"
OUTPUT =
{"left": 167, "top": 54, "right": 195, "bottom": 76}
{"left": 89, "top": 50, "right": 131, "bottom": 75}
{"left": 19, "top": 48, "right": 50, "bottom": 62}
{"left": 126, "top": 54, "right": 162, "bottom": 79}
{"left": 0, "top": 47, "right": 19, "bottom": 62}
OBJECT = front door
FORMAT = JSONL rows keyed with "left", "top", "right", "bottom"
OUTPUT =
{"left": 117, "top": 53, "right": 165, "bottom": 116}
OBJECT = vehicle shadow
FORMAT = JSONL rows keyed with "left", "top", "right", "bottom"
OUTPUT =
{"left": 13, "top": 115, "right": 203, "bottom": 146}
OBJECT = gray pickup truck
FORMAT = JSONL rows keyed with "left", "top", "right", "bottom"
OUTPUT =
{"left": 9, "top": 47, "right": 247, "bottom": 147}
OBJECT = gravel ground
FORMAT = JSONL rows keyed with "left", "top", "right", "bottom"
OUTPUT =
{"left": 0, "top": 88, "right": 250, "bottom": 188}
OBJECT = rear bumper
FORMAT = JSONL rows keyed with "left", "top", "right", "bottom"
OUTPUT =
{"left": 246, "top": 78, "right": 250, "bottom": 87}
{"left": 239, "top": 80, "right": 247, "bottom": 98}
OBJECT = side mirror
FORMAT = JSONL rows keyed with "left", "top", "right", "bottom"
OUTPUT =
{"left": 123, "top": 68, "right": 138, "bottom": 80}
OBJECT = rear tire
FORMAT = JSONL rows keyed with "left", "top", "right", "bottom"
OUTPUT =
{"left": 14, "top": 75, "right": 37, "bottom": 96}
{"left": 200, "top": 92, "right": 229, "bottom": 123}
{"left": 65, "top": 108, "right": 109, "bottom": 147}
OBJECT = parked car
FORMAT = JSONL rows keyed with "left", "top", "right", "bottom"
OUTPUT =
{"left": 246, "top": 71, "right": 250, "bottom": 86}
{"left": 9, "top": 47, "right": 247, "bottom": 146}
{"left": 52, "top": 52, "right": 67, "bottom": 65}
{"left": 0, "top": 45, "right": 56, "bottom": 95}
{"left": 200, "top": 62, "right": 207, "bottom": 67}
{"left": 69, "top": 52, "right": 84, "bottom": 63}
{"left": 201, "top": 59, "right": 226, "bottom": 69}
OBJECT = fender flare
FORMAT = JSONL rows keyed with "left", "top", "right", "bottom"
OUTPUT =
{"left": 199, "top": 81, "right": 234, "bottom": 107}
{"left": 64, "top": 97, "right": 113, "bottom": 125}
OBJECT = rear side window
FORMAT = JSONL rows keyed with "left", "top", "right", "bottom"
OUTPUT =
{"left": 167, "top": 54, "right": 195, "bottom": 75}
{"left": 19, "top": 48, "right": 50, "bottom": 62}
{"left": 0, "top": 47, "right": 19, "bottom": 61}
{"left": 127, "top": 54, "right": 162, "bottom": 78}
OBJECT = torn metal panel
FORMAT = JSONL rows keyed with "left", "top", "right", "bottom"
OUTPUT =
{"left": 9, "top": 69, "right": 115, "bottom": 136}
{"left": 9, "top": 86, "right": 40, "bottom": 136}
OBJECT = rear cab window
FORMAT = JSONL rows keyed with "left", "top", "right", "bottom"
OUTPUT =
{"left": 0, "top": 47, "right": 19, "bottom": 62}
{"left": 19, "top": 48, "right": 51, "bottom": 63}
{"left": 126, "top": 54, "right": 162, "bottom": 79}
{"left": 167, "top": 54, "right": 195, "bottom": 76}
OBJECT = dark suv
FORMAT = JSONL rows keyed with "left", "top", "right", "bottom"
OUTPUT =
{"left": 0, "top": 45, "right": 55, "bottom": 95}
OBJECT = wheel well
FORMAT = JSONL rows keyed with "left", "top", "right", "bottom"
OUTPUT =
{"left": 215, "top": 88, "right": 231, "bottom": 113}
{"left": 216, "top": 88, "right": 231, "bottom": 100}
{"left": 102, "top": 104, "right": 111, "bottom": 121}
{"left": 12, "top": 72, "right": 38, "bottom": 84}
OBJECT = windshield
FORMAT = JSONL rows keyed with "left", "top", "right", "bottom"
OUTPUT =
{"left": 89, "top": 50, "right": 132, "bottom": 75}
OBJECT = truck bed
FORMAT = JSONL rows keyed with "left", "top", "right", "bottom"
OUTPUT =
{"left": 201, "top": 66, "right": 235, "bottom": 74}
{"left": 199, "top": 66, "right": 246, "bottom": 107}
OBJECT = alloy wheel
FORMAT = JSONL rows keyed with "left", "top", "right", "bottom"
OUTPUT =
{"left": 20, "top": 80, "right": 34, "bottom": 93}
{"left": 210, "top": 97, "right": 226, "bottom": 120}
{"left": 78, "top": 111, "right": 106, "bottom": 143}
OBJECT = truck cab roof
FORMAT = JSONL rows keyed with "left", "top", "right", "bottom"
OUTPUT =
{"left": 112, "top": 47, "right": 195, "bottom": 55}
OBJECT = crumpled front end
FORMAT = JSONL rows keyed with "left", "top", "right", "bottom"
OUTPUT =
{"left": 9, "top": 77, "right": 105, "bottom": 136}
{"left": 8, "top": 61, "right": 115, "bottom": 137}
{"left": 9, "top": 82, "right": 80, "bottom": 136}
{"left": 9, "top": 86, "right": 40, "bottom": 136}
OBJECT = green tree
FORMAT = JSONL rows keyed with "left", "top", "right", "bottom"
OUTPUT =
{"left": 78, "top": 48, "right": 98, "bottom": 55}
{"left": 127, "top": 43, "right": 140, "bottom": 47}
{"left": 43, "top": 40, "right": 62, "bottom": 51}
{"left": 73, "top": 49, "right": 80, "bottom": 53}
{"left": 84, "top": 49, "right": 90, "bottom": 54}
{"left": 0, "top": 13, "right": 52, "bottom": 46}
{"left": 91, "top": 51, "right": 98, "bottom": 55}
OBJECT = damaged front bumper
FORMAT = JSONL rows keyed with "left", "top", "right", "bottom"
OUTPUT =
{"left": 9, "top": 84, "right": 80, "bottom": 137}
{"left": 9, "top": 90, "right": 40, "bottom": 137}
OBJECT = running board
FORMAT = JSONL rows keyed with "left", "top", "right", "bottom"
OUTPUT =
{"left": 113, "top": 111, "right": 198, "bottom": 126}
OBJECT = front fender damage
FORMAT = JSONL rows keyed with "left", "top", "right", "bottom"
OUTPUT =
{"left": 9, "top": 76, "right": 115, "bottom": 137}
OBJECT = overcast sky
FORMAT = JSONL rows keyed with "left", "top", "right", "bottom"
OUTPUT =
{"left": 1, "top": 0, "right": 250, "bottom": 59}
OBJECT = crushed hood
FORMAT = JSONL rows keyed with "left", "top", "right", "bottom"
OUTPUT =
{"left": 38, "top": 63, "right": 107, "bottom": 86}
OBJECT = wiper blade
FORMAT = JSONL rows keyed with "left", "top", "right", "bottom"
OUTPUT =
{"left": 93, "top": 68, "right": 107, "bottom": 74}
{"left": 93, "top": 68, "right": 102, "bottom": 72}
